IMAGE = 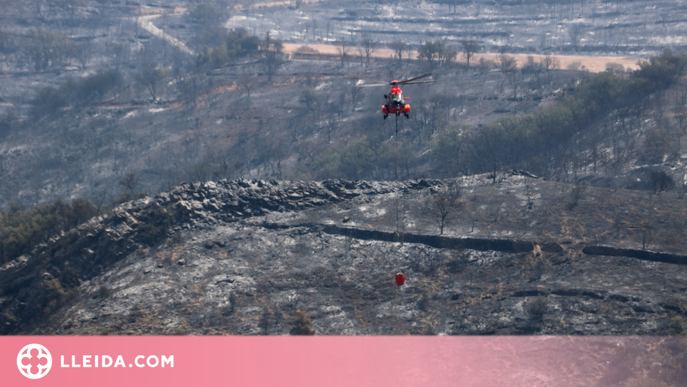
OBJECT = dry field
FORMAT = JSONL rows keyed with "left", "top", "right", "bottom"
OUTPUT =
{"left": 283, "top": 43, "right": 642, "bottom": 73}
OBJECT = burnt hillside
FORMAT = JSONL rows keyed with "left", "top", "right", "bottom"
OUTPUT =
{"left": 1, "top": 176, "right": 686, "bottom": 337}
{"left": 2, "top": 0, "right": 687, "bottom": 213}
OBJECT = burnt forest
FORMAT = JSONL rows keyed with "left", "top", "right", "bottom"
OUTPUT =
{"left": 2, "top": 3, "right": 687, "bottom": 378}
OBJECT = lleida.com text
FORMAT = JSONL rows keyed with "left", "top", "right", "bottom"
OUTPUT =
{"left": 60, "top": 354, "right": 174, "bottom": 368}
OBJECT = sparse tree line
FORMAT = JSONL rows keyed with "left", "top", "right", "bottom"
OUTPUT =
{"left": 417, "top": 39, "right": 459, "bottom": 68}
{"left": 384, "top": 38, "right": 481, "bottom": 69}
{"left": 0, "top": 28, "right": 94, "bottom": 72}
{"left": 331, "top": 35, "right": 482, "bottom": 71}
{"left": 195, "top": 28, "right": 284, "bottom": 73}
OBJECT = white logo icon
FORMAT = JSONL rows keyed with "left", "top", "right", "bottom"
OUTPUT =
{"left": 17, "top": 344, "right": 52, "bottom": 379}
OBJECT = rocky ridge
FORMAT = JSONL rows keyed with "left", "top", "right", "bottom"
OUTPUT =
{"left": 1, "top": 178, "right": 686, "bottom": 335}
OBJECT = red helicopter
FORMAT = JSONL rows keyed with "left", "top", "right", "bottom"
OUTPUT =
{"left": 359, "top": 74, "right": 436, "bottom": 119}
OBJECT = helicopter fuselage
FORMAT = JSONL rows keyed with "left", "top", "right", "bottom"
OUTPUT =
{"left": 382, "top": 85, "right": 410, "bottom": 119}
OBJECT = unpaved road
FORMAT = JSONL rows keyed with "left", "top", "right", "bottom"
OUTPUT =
{"left": 135, "top": 13, "right": 195, "bottom": 55}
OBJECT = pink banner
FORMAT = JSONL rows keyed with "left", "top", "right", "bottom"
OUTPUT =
{"left": 0, "top": 336, "right": 679, "bottom": 386}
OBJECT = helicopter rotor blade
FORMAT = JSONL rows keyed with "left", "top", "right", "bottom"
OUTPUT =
{"left": 397, "top": 73, "right": 433, "bottom": 84}
{"left": 356, "top": 74, "right": 436, "bottom": 87}
{"left": 400, "top": 80, "right": 439, "bottom": 85}
{"left": 356, "top": 83, "right": 389, "bottom": 87}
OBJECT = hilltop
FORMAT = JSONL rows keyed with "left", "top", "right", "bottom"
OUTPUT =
{"left": 2, "top": 176, "right": 686, "bottom": 336}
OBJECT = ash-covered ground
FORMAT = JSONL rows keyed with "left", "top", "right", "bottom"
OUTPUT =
{"left": 3, "top": 176, "right": 685, "bottom": 336}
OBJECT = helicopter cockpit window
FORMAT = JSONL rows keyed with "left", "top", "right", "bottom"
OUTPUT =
{"left": 391, "top": 93, "right": 403, "bottom": 103}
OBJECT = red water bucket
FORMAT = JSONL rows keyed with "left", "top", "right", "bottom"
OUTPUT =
{"left": 395, "top": 273, "right": 406, "bottom": 286}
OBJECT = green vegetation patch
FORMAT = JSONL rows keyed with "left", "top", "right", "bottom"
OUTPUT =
{"left": 0, "top": 198, "right": 98, "bottom": 265}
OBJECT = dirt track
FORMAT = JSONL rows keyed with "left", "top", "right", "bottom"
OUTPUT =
{"left": 283, "top": 43, "right": 642, "bottom": 73}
